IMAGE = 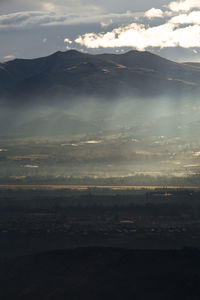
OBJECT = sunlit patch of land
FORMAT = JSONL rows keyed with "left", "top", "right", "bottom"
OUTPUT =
{"left": 0, "top": 185, "right": 199, "bottom": 191}
{"left": 83, "top": 140, "right": 102, "bottom": 144}
{"left": 24, "top": 165, "right": 39, "bottom": 168}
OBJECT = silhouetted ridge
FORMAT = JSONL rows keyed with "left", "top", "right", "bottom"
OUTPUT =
{"left": 0, "top": 49, "right": 200, "bottom": 101}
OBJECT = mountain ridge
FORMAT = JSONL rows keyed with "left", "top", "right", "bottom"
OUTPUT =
{"left": 1, "top": 49, "right": 200, "bottom": 102}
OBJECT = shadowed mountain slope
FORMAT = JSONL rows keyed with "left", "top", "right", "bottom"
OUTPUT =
{"left": 0, "top": 50, "right": 200, "bottom": 102}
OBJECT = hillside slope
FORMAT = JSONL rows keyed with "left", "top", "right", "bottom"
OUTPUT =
{"left": 0, "top": 50, "right": 200, "bottom": 102}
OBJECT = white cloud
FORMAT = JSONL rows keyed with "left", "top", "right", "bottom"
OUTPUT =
{"left": 75, "top": 23, "right": 175, "bottom": 50}
{"left": 2, "top": 0, "right": 200, "bottom": 55}
{"left": 169, "top": 10, "right": 200, "bottom": 24}
{"left": 168, "top": 0, "right": 200, "bottom": 12}
{"left": 100, "top": 19, "right": 113, "bottom": 28}
{"left": 3, "top": 55, "right": 16, "bottom": 61}
{"left": 75, "top": 22, "right": 200, "bottom": 50}
{"left": 171, "top": 25, "right": 200, "bottom": 48}
{"left": 64, "top": 37, "right": 72, "bottom": 44}
{"left": 144, "top": 8, "right": 164, "bottom": 19}
{"left": 74, "top": 0, "right": 200, "bottom": 51}
{"left": 66, "top": 45, "right": 72, "bottom": 50}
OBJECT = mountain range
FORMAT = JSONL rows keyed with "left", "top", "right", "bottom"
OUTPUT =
{"left": 0, "top": 50, "right": 200, "bottom": 103}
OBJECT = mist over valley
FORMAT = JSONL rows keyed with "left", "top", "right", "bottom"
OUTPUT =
{"left": 0, "top": 50, "right": 200, "bottom": 185}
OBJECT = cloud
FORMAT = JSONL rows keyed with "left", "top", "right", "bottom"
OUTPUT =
{"left": 0, "top": 0, "right": 103, "bottom": 15}
{"left": 144, "top": 8, "right": 164, "bottom": 19}
{"left": 43, "top": 11, "right": 138, "bottom": 27}
{"left": 3, "top": 55, "right": 16, "bottom": 61}
{"left": 100, "top": 19, "right": 113, "bottom": 28}
{"left": 171, "top": 25, "right": 200, "bottom": 48}
{"left": 168, "top": 0, "right": 200, "bottom": 12}
{"left": 0, "top": 11, "right": 56, "bottom": 30}
{"left": 64, "top": 37, "right": 72, "bottom": 44}
{"left": 73, "top": 0, "right": 200, "bottom": 51}
{"left": 75, "top": 23, "right": 175, "bottom": 50}
{"left": 2, "top": 0, "right": 200, "bottom": 56}
{"left": 169, "top": 10, "right": 200, "bottom": 24}
{"left": 41, "top": 0, "right": 103, "bottom": 15}
{"left": 75, "top": 22, "right": 200, "bottom": 50}
{"left": 0, "top": 10, "right": 140, "bottom": 31}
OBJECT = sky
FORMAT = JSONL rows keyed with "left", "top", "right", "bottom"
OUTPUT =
{"left": 1, "top": 0, "right": 200, "bottom": 62}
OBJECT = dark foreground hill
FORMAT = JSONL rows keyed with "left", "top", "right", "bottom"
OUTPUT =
{"left": 1, "top": 247, "right": 200, "bottom": 300}
{"left": 1, "top": 50, "right": 200, "bottom": 102}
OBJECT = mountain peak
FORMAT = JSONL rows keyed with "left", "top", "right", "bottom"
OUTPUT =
{"left": 54, "top": 49, "right": 84, "bottom": 57}
{"left": 49, "top": 49, "right": 84, "bottom": 60}
{"left": 0, "top": 49, "right": 200, "bottom": 100}
{"left": 66, "top": 49, "right": 83, "bottom": 55}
